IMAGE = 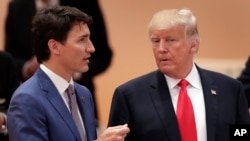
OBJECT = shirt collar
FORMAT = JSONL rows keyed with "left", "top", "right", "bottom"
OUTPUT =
{"left": 164, "top": 63, "right": 201, "bottom": 89}
{"left": 40, "top": 64, "right": 73, "bottom": 94}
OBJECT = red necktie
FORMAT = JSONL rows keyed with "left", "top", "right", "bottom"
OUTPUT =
{"left": 176, "top": 79, "right": 197, "bottom": 141}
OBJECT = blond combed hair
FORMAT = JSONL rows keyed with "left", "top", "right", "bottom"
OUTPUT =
{"left": 148, "top": 8, "right": 200, "bottom": 42}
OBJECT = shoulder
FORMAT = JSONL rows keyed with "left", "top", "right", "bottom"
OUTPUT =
{"left": 116, "top": 70, "right": 159, "bottom": 90}
{"left": 11, "top": 75, "right": 41, "bottom": 101}
{"left": 198, "top": 66, "right": 242, "bottom": 86}
{"left": 74, "top": 83, "right": 90, "bottom": 91}
{"left": 74, "top": 83, "right": 92, "bottom": 96}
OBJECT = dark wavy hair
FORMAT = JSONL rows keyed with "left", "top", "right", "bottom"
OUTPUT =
{"left": 32, "top": 6, "right": 93, "bottom": 63}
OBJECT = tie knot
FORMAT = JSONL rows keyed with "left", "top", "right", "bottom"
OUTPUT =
{"left": 67, "top": 84, "right": 75, "bottom": 95}
{"left": 178, "top": 79, "right": 189, "bottom": 88}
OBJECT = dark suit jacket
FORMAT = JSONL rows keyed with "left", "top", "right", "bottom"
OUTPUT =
{"left": 108, "top": 66, "right": 250, "bottom": 141}
{"left": 7, "top": 68, "right": 97, "bottom": 141}
{"left": 237, "top": 56, "right": 250, "bottom": 107}
{"left": 0, "top": 52, "right": 20, "bottom": 141}
{"left": 5, "top": 0, "right": 36, "bottom": 81}
{"left": 5, "top": 0, "right": 112, "bottom": 119}
{"left": 0, "top": 52, "right": 20, "bottom": 111}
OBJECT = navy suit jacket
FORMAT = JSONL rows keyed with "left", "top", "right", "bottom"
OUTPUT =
{"left": 7, "top": 68, "right": 97, "bottom": 141}
{"left": 237, "top": 56, "right": 250, "bottom": 107}
{"left": 108, "top": 66, "right": 250, "bottom": 141}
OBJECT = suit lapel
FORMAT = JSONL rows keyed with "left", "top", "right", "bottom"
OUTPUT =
{"left": 36, "top": 68, "right": 82, "bottom": 140}
{"left": 74, "top": 84, "right": 97, "bottom": 141}
{"left": 198, "top": 67, "right": 218, "bottom": 141}
{"left": 149, "top": 71, "right": 181, "bottom": 141}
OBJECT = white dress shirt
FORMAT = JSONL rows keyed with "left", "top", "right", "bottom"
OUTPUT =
{"left": 165, "top": 63, "right": 207, "bottom": 141}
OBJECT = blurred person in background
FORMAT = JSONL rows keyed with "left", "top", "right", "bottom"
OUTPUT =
{"left": 237, "top": 56, "right": 250, "bottom": 113}
{"left": 0, "top": 51, "right": 20, "bottom": 141}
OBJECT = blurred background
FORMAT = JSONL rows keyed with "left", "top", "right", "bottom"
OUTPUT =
{"left": 0, "top": 0, "right": 249, "bottom": 127}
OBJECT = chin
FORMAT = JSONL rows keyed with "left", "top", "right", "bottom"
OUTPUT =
{"left": 79, "top": 67, "right": 89, "bottom": 73}
{"left": 159, "top": 67, "right": 171, "bottom": 75}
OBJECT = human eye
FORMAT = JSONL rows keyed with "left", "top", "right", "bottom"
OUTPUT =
{"left": 165, "top": 38, "right": 178, "bottom": 46}
{"left": 151, "top": 38, "right": 160, "bottom": 46}
{"left": 166, "top": 38, "right": 176, "bottom": 42}
{"left": 79, "top": 38, "right": 85, "bottom": 43}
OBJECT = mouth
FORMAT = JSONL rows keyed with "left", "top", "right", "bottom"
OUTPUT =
{"left": 83, "top": 57, "right": 90, "bottom": 63}
{"left": 84, "top": 55, "right": 91, "bottom": 60}
{"left": 160, "top": 58, "right": 169, "bottom": 61}
{"left": 159, "top": 58, "right": 171, "bottom": 65}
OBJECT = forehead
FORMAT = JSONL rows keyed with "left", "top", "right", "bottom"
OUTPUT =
{"left": 150, "top": 25, "right": 185, "bottom": 38}
{"left": 71, "top": 22, "right": 89, "bottom": 32}
{"left": 67, "top": 22, "right": 90, "bottom": 37}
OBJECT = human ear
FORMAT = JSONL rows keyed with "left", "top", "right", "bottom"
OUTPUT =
{"left": 48, "top": 39, "right": 60, "bottom": 55}
{"left": 190, "top": 40, "right": 199, "bottom": 53}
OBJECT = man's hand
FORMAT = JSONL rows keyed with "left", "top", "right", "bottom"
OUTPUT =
{"left": 96, "top": 124, "right": 130, "bottom": 141}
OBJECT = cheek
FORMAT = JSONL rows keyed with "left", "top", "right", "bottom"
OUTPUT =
{"left": 64, "top": 50, "right": 82, "bottom": 64}
{"left": 74, "top": 51, "right": 84, "bottom": 62}
{"left": 73, "top": 47, "right": 85, "bottom": 55}
{"left": 152, "top": 49, "right": 159, "bottom": 58}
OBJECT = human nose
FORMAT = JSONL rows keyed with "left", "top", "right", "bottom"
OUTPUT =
{"left": 158, "top": 40, "right": 167, "bottom": 52}
{"left": 87, "top": 41, "right": 95, "bottom": 53}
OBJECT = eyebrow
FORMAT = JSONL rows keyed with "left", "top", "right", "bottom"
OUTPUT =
{"left": 80, "top": 33, "right": 90, "bottom": 38}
